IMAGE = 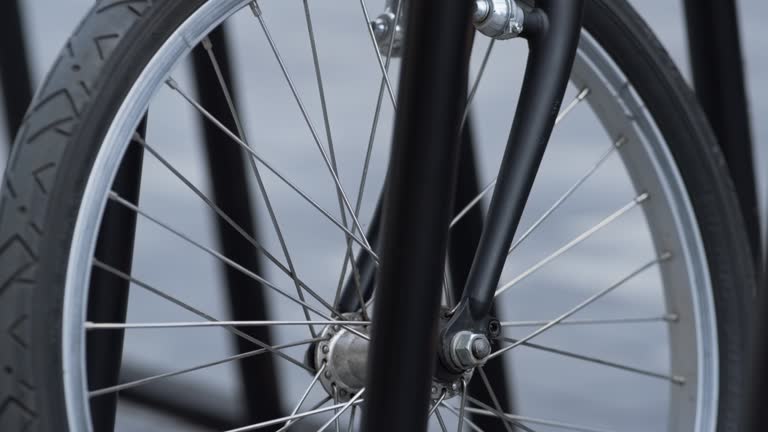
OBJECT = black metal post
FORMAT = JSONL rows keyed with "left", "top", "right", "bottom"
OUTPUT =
{"left": 0, "top": 0, "right": 34, "bottom": 148}
{"left": 683, "top": 0, "right": 760, "bottom": 264}
{"left": 362, "top": 0, "right": 474, "bottom": 429}
{"left": 86, "top": 121, "right": 145, "bottom": 432}
{"left": 451, "top": 121, "right": 513, "bottom": 430}
{"left": 191, "top": 26, "right": 282, "bottom": 428}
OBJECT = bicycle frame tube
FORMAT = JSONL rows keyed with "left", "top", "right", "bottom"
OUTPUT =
{"left": 362, "top": 0, "right": 474, "bottom": 430}
{"left": 444, "top": 0, "right": 584, "bottom": 337}
{"left": 364, "top": 0, "right": 584, "bottom": 429}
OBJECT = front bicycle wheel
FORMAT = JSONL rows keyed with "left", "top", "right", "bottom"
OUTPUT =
{"left": 0, "top": 0, "right": 755, "bottom": 431}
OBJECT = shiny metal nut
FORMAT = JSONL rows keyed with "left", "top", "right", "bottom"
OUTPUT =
{"left": 451, "top": 331, "right": 491, "bottom": 369}
{"left": 473, "top": 0, "right": 525, "bottom": 40}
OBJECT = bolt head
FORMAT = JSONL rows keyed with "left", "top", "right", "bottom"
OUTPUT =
{"left": 472, "top": 337, "right": 491, "bottom": 359}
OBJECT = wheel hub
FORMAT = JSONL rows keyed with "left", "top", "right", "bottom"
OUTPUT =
{"left": 313, "top": 314, "right": 478, "bottom": 402}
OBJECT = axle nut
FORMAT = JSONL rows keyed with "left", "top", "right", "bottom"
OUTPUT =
{"left": 451, "top": 331, "right": 492, "bottom": 369}
{"left": 473, "top": 0, "right": 525, "bottom": 40}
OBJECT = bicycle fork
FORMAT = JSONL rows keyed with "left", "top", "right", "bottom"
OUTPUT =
{"left": 363, "top": 1, "right": 584, "bottom": 431}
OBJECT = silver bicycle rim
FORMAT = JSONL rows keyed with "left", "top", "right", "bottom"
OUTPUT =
{"left": 60, "top": 1, "right": 718, "bottom": 431}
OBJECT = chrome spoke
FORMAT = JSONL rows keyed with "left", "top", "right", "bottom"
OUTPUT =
{"left": 85, "top": 320, "right": 370, "bottom": 330}
{"left": 500, "top": 314, "right": 677, "bottom": 328}
{"left": 106, "top": 192, "right": 370, "bottom": 341}
{"left": 317, "top": 388, "right": 365, "bottom": 432}
{"left": 136, "top": 134, "right": 327, "bottom": 332}
{"left": 466, "top": 396, "right": 537, "bottom": 432}
{"left": 434, "top": 408, "right": 450, "bottom": 432}
{"left": 279, "top": 397, "right": 334, "bottom": 432}
{"left": 450, "top": 88, "right": 591, "bottom": 228}
{"left": 457, "top": 378, "right": 468, "bottom": 432}
{"left": 165, "top": 78, "right": 378, "bottom": 261}
{"left": 499, "top": 336, "right": 685, "bottom": 384}
{"left": 477, "top": 368, "right": 515, "bottom": 432}
{"left": 508, "top": 137, "right": 625, "bottom": 254}
{"left": 92, "top": 259, "right": 313, "bottom": 372}
{"left": 357, "top": 0, "right": 397, "bottom": 107}
{"left": 277, "top": 363, "right": 327, "bottom": 432}
{"left": 347, "top": 406, "right": 357, "bottom": 432}
{"left": 248, "top": 2, "right": 372, "bottom": 250}
{"left": 460, "top": 39, "right": 496, "bottom": 132}
{"left": 495, "top": 193, "right": 649, "bottom": 298}
{"left": 489, "top": 254, "right": 669, "bottom": 360}
{"left": 89, "top": 337, "right": 319, "bottom": 397}
{"left": 202, "top": 36, "right": 317, "bottom": 336}
{"left": 440, "top": 402, "right": 484, "bottom": 432}
{"left": 301, "top": 0, "right": 368, "bottom": 321}
{"left": 225, "top": 400, "right": 364, "bottom": 432}
{"left": 429, "top": 390, "right": 448, "bottom": 418}
{"left": 464, "top": 406, "right": 613, "bottom": 432}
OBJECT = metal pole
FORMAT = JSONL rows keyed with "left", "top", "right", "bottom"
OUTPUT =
{"left": 190, "top": 26, "right": 283, "bottom": 428}
{"left": 0, "top": 0, "right": 34, "bottom": 148}
{"left": 362, "top": 0, "right": 474, "bottom": 429}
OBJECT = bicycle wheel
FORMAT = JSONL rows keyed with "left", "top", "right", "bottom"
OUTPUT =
{"left": 0, "top": 0, "right": 755, "bottom": 431}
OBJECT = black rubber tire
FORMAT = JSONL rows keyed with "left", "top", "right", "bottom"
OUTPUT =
{"left": 0, "top": 0, "right": 756, "bottom": 430}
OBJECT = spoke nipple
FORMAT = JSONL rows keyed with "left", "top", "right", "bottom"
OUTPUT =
{"left": 672, "top": 375, "right": 686, "bottom": 385}
{"left": 665, "top": 313, "right": 679, "bottom": 322}
{"left": 201, "top": 36, "right": 213, "bottom": 51}
{"left": 660, "top": 251, "right": 673, "bottom": 261}
{"left": 165, "top": 78, "right": 179, "bottom": 90}
{"left": 614, "top": 135, "right": 628, "bottom": 148}
{"left": 577, "top": 87, "right": 591, "bottom": 100}
{"left": 636, "top": 192, "right": 650, "bottom": 203}
{"left": 249, "top": 2, "right": 262, "bottom": 17}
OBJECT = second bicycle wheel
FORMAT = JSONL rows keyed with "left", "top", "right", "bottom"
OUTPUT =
{"left": 0, "top": 0, "right": 755, "bottom": 431}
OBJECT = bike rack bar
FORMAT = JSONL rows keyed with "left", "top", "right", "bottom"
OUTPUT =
{"left": 0, "top": 0, "right": 34, "bottom": 149}
{"left": 362, "top": 0, "right": 475, "bottom": 428}
{"left": 190, "top": 26, "right": 284, "bottom": 427}
{"left": 683, "top": 0, "right": 760, "bottom": 264}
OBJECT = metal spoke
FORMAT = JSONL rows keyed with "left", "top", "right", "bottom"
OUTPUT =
{"left": 357, "top": 0, "right": 397, "bottom": 107}
{"left": 498, "top": 336, "right": 685, "bottom": 384}
{"left": 317, "top": 389, "right": 365, "bottom": 432}
{"left": 106, "top": 192, "right": 370, "bottom": 341}
{"left": 477, "top": 368, "right": 514, "bottom": 432}
{"left": 89, "top": 337, "right": 319, "bottom": 397}
{"left": 460, "top": 39, "right": 496, "bottom": 132}
{"left": 464, "top": 406, "right": 613, "bottom": 432}
{"left": 301, "top": 0, "right": 369, "bottom": 320}
{"left": 202, "top": 36, "right": 317, "bottom": 336}
{"left": 457, "top": 378, "right": 468, "bottom": 432}
{"left": 435, "top": 408, "right": 450, "bottom": 432}
{"left": 136, "top": 134, "right": 335, "bottom": 325}
{"left": 225, "top": 399, "right": 364, "bottom": 432}
{"left": 508, "top": 136, "right": 625, "bottom": 254}
{"left": 331, "top": 0, "right": 403, "bottom": 317}
{"left": 165, "top": 78, "right": 377, "bottom": 260}
{"left": 277, "top": 363, "right": 327, "bottom": 432}
{"left": 347, "top": 406, "right": 357, "bottom": 432}
{"left": 500, "top": 314, "right": 677, "bottom": 328}
{"left": 450, "top": 88, "right": 591, "bottom": 228}
{"left": 466, "top": 396, "right": 537, "bottom": 432}
{"left": 92, "top": 259, "right": 313, "bottom": 373}
{"left": 440, "top": 402, "right": 484, "bottom": 432}
{"left": 429, "top": 390, "right": 448, "bottom": 418}
{"left": 85, "top": 320, "right": 370, "bottom": 330}
{"left": 495, "top": 193, "right": 649, "bottom": 298}
{"left": 248, "top": 3, "right": 372, "bottom": 250}
{"left": 489, "top": 254, "right": 669, "bottom": 360}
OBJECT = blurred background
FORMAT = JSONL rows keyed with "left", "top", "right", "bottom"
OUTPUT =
{"left": 0, "top": 1, "right": 765, "bottom": 431}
